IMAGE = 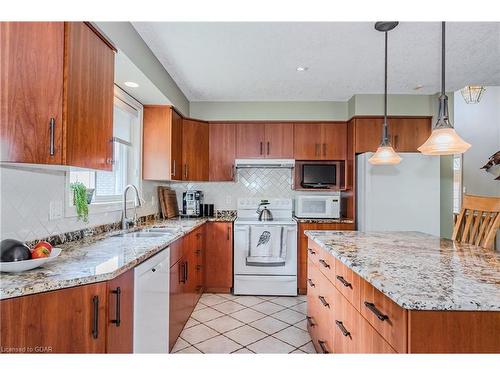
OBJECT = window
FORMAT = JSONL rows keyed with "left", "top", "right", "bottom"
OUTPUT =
{"left": 68, "top": 86, "right": 142, "bottom": 208}
{"left": 453, "top": 154, "right": 463, "bottom": 213}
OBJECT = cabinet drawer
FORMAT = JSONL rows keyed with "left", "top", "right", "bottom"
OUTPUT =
{"left": 334, "top": 258, "right": 361, "bottom": 311}
{"left": 360, "top": 278, "right": 407, "bottom": 353}
{"left": 358, "top": 316, "right": 397, "bottom": 353}
{"left": 315, "top": 272, "right": 335, "bottom": 353}
{"left": 307, "top": 259, "right": 320, "bottom": 299}
{"left": 317, "top": 247, "right": 336, "bottom": 285}
{"left": 332, "top": 286, "right": 359, "bottom": 353}
{"left": 307, "top": 239, "right": 322, "bottom": 266}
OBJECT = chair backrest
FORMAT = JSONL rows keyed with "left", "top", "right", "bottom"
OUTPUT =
{"left": 452, "top": 194, "right": 500, "bottom": 249}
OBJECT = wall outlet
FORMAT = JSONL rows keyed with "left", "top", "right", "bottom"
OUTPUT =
{"left": 225, "top": 196, "right": 232, "bottom": 205}
{"left": 49, "top": 200, "right": 63, "bottom": 220}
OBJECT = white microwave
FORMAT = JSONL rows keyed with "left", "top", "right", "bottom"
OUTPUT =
{"left": 295, "top": 195, "right": 341, "bottom": 219}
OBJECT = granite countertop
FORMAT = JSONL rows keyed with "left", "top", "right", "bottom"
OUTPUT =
{"left": 294, "top": 216, "right": 354, "bottom": 224}
{"left": 0, "top": 218, "right": 208, "bottom": 300}
{"left": 305, "top": 231, "right": 500, "bottom": 311}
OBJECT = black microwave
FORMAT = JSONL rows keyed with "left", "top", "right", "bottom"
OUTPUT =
{"left": 301, "top": 163, "right": 342, "bottom": 189}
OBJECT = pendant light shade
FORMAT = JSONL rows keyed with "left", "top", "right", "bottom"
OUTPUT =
{"left": 368, "top": 22, "right": 402, "bottom": 166}
{"left": 417, "top": 128, "right": 471, "bottom": 155}
{"left": 369, "top": 145, "right": 403, "bottom": 165}
{"left": 418, "top": 22, "right": 471, "bottom": 156}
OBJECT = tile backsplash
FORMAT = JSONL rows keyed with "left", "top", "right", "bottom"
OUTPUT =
{"left": 0, "top": 165, "right": 160, "bottom": 242}
{"left": 169, "top": 168, "right": 298, "bottom": 209}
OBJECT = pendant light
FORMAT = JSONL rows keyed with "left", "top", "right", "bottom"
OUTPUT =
{"left": 460, "top": 85, "right": 486, "bottom": 104}
{"left": 418, "top": 22, "right": 471, "bottom": 155}
{"left": 369, "top": 22, "right": 402, "bottom": 165}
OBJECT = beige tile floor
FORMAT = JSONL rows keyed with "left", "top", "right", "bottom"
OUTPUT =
{"left": 172, "top": 293, "right": 316, "bottom": 354}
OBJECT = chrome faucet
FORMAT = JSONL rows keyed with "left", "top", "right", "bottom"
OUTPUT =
{"left": 122, "top": 184, "right": 142, "bottom": 230}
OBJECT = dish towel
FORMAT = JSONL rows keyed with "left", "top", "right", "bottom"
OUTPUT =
{"left": 246, "top": 226, "right": 285, "bottom": 266}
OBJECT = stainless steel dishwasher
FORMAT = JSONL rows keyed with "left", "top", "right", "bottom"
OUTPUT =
{"left": 133, "top": 247, "right": 170, "bottom": 353}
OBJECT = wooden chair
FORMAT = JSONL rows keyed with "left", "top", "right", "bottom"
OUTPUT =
{"left": 452, "top": 194, "right": 500, "bottom": 249}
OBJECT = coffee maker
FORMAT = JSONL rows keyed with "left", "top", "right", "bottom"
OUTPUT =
{"left": 182, "top": 190, "right": 204, "bottom": 217}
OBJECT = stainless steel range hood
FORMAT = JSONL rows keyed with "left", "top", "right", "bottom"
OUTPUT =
{"left": 235, "top": 159, "right": 295, "bottom": 169}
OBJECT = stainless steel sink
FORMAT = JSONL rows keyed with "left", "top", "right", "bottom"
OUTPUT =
{"left": 141, "top": 228, "right": 180, "bottom": 234}
{"left": 113, "top": 232, "right": 169, "bottom": 238}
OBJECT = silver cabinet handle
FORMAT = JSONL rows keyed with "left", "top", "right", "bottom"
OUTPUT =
{"left": 323, "top": 143, "right": 326, "bottom": 157}
{"left": 315, "top": 143, "right": 319, "bottom": 156}
{"left": 172, "top": 160, "right": 176, "bottom": 177}
{"left": 184, "top": 164, "right": 188, "bottom": 180}
{"left": 49, "top": 118, "right": 55, "bottom": 156}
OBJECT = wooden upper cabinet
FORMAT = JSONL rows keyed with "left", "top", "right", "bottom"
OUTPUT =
{"left": 205, "top": 222, "right": 233, "bottom": 293}
{"left": 235, "top": 122, "right": 294, "bottom": 158}
{"left": 354, "top": 117, "right": 432, "bottom": 153}
{"left": 171, "top": 109, "right": 183, "bottom": 180}
{"left": 264, "top": 123, "right": 294, "bottom": 158}
{"left": 294, "top": 123, "right": 346, "bottom": 160}
{"left": 236, "top": 123, "right": 266, "bottom": 158}
{"left": 389, "top": 118, "right": 432, "bottom": 152}
{"left": 209, "top": 123, "right": 236, "bottom": 181}
{"left": 182, "top": 119, "right": 209, "bottom": 181}
{"left": 0, "top": 283, "right": 107, "bottom": 353}
{"left": 64, "top": 22, "right": 115, "bottom": 171}
{"left": 0, "top": 22, "right": 115, "bottom": 170}
{"left": 322, "top": 122, "right": 347, "bottom": 160}
{"left": 106, "top": 269, "right": 134, "bottom": 353}
{"left": 0, "top": 22, "right": 64, "bottom": 165}
{"left": 354, "top": 118, "right": 383, "bottom": 153}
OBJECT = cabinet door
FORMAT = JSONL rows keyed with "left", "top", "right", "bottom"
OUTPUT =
{"left": 294, "top": 123, "right": 323, "bottom": 160}
{"left": 321, "top": 123, "right": 347, "bottom": 160}
{"left": 171, "top": 109, "right": 183, "bottom": 180}
{"left": 0, "top": 283, "right": 107, "bottom": 353}
{"left": 209, "top": 123, "right": 236, "bottom": 181}
{"left": 143, "top": 106, "right": 172, "bottom": 180}
{"left": 264, "top": 123, "right": 294, "bottom": 158}
{"left": 64, "top": 22, "right": 115, "bottom": 171}
{"left": 106, "top": 269, "right": 134, "bottom": 353}
{"left": 390, "top": 118, "right": 431, "bottom": 152}
{"left": 0, "top": 22, "right": 64, "bottom": 164}
{"left": 236, "top": 123, "right": 265, "bottom": 158}
{"left": 205, "top": 222, "right": 233, "bottom": 292}
{"left": 354, "top": 118, "right": 383, "bottom": 153}
{"left": 169, "top": 257, "right": 187, "bottom": 351}
{"left": 182, "top": 119, "right": 209, "bottom": 181}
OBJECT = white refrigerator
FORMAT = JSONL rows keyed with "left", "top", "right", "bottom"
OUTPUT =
{"left": 356, "top": 152, "right": 440, "bottom": 236}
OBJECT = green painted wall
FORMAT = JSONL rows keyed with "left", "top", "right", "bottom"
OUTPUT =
{"left": 190, "top": 101, "right": 348, "bottom": 121}
{"left": 190, "top": 94, "right": 438, "bottom": 121}
{"left": 96, "top": 22, "right": 190, "bottom": 116}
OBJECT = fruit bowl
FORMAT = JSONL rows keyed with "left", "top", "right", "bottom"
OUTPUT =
{"left": 0, "top": 248, "right": 62, "bottom": 273}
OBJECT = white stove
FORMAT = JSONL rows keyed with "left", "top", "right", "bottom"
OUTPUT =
{"left": 233, "top": 198, "right": 297, "bottom": 296}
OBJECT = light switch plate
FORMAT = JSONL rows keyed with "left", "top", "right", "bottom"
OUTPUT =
{"left": 49, "top": 200, "right": 63, "bottom": 220}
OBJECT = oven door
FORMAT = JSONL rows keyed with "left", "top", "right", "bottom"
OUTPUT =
{"left": 233, "top": 223, "right": 297, "bottom": 276}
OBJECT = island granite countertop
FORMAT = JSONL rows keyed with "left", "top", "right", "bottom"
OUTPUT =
{"left": 0, "top": 218, "right": 211, "bottom": 300}
{"left": 305, "top": 230, "right": 500, "bottom": 311}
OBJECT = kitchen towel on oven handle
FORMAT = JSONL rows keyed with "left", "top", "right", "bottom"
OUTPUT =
{"left": 246, "top": 225, "right": 285, "bottom": 266}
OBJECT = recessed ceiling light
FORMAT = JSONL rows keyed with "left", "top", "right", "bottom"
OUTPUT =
{"left": 296, "top": 66, "right": 308, "bottom": 72}
{"left": 124, "top": 81, "right": 139, "bottom": 88}
{"left": 414, "top": 84, "right": 424, "bottom": 90}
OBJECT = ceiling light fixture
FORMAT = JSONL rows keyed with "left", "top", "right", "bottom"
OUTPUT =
{"left": 368, "top": 21, "right": 402, "bottom": 166}
{"left": 460, "top": 85, "right": 486, "bottom": 104}
{"left": 418, "top": 22, "right": 471, "bottom": 156}
{"left": 124, "top": 81, "right": 139, "bottom": 88}
{"left": 296, "top": 66, "right": 308, "bottom": 72}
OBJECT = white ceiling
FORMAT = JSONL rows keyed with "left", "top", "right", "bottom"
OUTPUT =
{"left": 132, "top": 22, "right": 500, "bottom": 102}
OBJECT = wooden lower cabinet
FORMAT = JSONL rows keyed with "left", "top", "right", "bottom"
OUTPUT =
{"left": 106, "top": 269, "right": 134, "bottom": 353}
{"left": 298, "top": 222, "right": 355, "bottom": 295}
{"left": 168, "top": 224, "right": 207, "bottom": 351}
{"left": 307, "top": 238, "right": 500, "bottom": 353}
{"left": 0, "top": 283, "right": 108, "bottom": 353}
{"left": 205, "top": 222, "right": 233, "bottom": 293}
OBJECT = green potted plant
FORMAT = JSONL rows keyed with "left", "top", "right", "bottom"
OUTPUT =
{"left": 70, "top": 182, "right": 90, "bottom": 222}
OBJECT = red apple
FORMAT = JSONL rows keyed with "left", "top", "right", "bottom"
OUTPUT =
{"left": 31, "top": 241, "right": 52, "bottom": 259}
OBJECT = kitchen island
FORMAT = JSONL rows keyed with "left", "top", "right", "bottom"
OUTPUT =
{"left": 304, "top": 230, "right": 500, "bottom": 353}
